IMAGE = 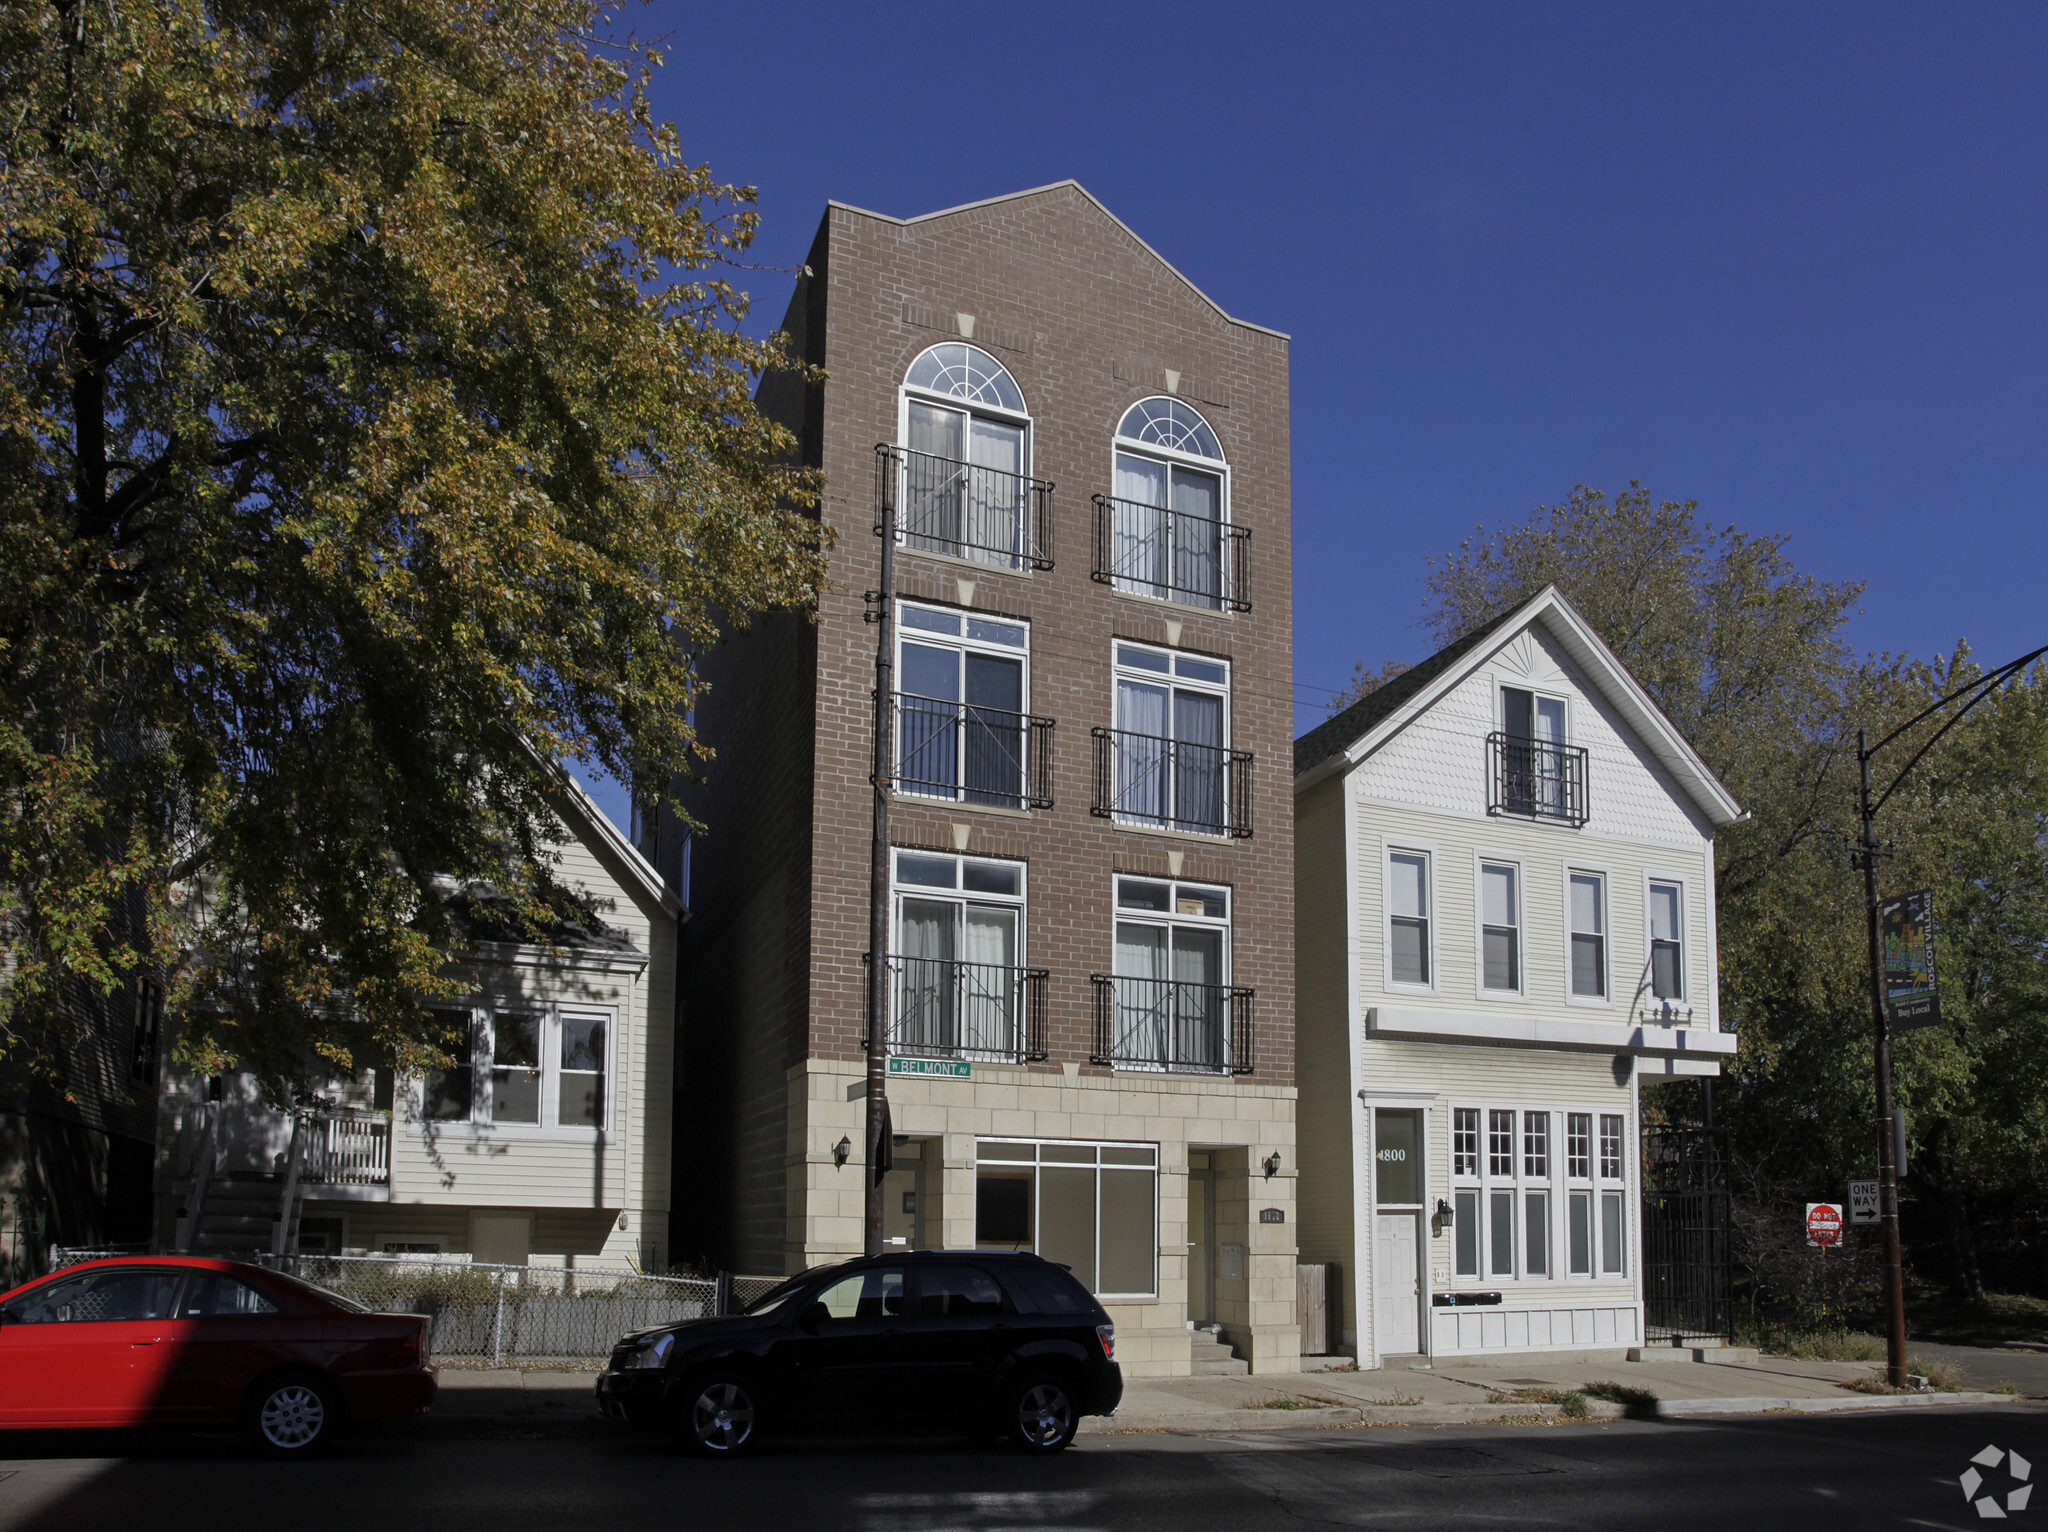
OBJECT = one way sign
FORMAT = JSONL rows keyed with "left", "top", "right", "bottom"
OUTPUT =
{"left": 1849, "top": 1180, "right": 1880, "bottom": 1225}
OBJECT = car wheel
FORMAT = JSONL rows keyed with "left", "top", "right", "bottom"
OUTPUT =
{"left": 1007, "top": 1373, "right": 1079, "bottom": 1455}
{"left": 247, "top": 1373, "right": 339, "bottom": 1457}
{"left": 679, "top": 1375, "right": 762, "bottom": 1457}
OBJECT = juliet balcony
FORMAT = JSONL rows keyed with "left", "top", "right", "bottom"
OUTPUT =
{"left": 878, "top": 955, "right": 1050, "bottom": 1064}
{"left": 1091, "top": 728, "right": 1253, "bottom": 838}
{"left": 1089, "top": 975, "right": 1256, "bottom": 1075}
{"left": 891, "top": 693, "right": 1056, "bottom": 812}
{"left": 1486, "top": 733, "right": 1591, "bottom": 828}
{"left": 875, "top": 444, "right": 1055, "bottom": 571}
{"left": 1091, "top": 493, "right": 1251, "bottom": 612}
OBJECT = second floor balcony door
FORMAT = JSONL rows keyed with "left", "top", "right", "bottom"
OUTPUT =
{"left": 1112, "top": 452, "right": 1223, "bottom": 608}
{"left": 899, "top": 895, "right": 1018, "bottom": 1059}
{"left": 897, "top": 606, "right": 1031, "bottom": 810}
{"left": 1112, "top": 919, "right": 1225, "bottom": 1072}
{"left": 906, "top": 399, "right": 1027, "bottom": 569}
{"left": 1113, "top": 647, "right": 1227, "bottom": 834}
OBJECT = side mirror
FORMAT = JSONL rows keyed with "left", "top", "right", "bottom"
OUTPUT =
{"left": 799, "top": 1302, "right": 830, "bottom": 1333}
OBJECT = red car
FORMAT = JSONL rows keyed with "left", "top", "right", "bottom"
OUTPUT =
{"left": 0, "top": 1255, "right": 435, "bottom": 1455}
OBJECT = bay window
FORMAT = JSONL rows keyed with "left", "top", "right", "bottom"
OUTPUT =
{"left": 416, "top": 1006, "right": 613, "bottom": 1132}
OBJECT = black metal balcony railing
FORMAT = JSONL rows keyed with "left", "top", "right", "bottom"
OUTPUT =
{"left": 1090, "top": 975, "right": 1255, "bottom": 1075}
{"left": 875, "top": 444, "right": 1055, "bottom": 571}
{"left": 1091, "top": 727, "right": 1253, "bottom": 838}
{"left": 890, "top": 693, "right": 1055, "bottom": 811}
{"left": 1487, "top": 732, "right": 1591, "bottom": 827}
{"left": 1090, "top": 493, "right": 1251, "bottom": 612}
{"left": 882, "top": 955, "right": 1049, "bottom": 1062}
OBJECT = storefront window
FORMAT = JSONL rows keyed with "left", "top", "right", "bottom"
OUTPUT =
{"left": 973, "top": 1138, "right": 1159, "bottom": 1298}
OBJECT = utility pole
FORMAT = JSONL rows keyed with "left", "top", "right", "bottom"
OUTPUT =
{"left": 1854, "top": 732, "right": 1909, "bottom": 1390}
{"left": 863, "top": 450, "right": 898, "bottom": 1257}
{"left": 1852, "top": 643, "right": 2046, "bottom": 1390}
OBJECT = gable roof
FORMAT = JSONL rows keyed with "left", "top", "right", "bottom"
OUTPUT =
{"left": 827, "top": 181, "right": 1289, "bottom": 341}
{"left": 1293, "top": 585, "right": 1744, "bottom": 828}
{"left": 550, "top": 767, "right": 685, "bottom": 923}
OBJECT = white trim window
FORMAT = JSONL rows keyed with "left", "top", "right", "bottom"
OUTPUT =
{"left": 895, "top": 603, "right": 1035, "bottom": 810}
{"left": 1568, "top": 871, "right": 1608, "bottom": 1000}
{"left": 1387, "top": 848, "right": 1434, "bottom": 989}
{"left": 1107, "top": 876, "right": 1235, "bottom": 1073}
{"left": 1648, "top": 880, "right": 1685, "bottom": 1001}
{"left": 1478, "top": 860, "right": 1522, "bottom": 995}
{"left": 974, "top": 1138, "right": 1159, "bottom": 1298}
{"left": 898, "top": 343, "right": 1034, "bottom": 569}
{"left": 1498, "top": 684, "right": 1571, "bottom": 817}
{"left": 1451, "top": 1104, "right": 1629, "bottom": 1283}
{"left": 890, "top": 851, "right": 1030, "bottom": 1061}
{"left": 1108, "top": 397, "right": 1232, "bottom": 609}
{"left": 419, "top": 1006, "right": 614, "bottom": 1132}
{"left": 1109, "top": 642, "right": 1235, "bottom": 836}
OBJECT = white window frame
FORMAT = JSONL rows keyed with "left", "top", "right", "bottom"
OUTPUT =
{"left": 895, "top": 344, "right": 1035, "bottom": 572}
{"left": 1382, "top": 842, "right": 1438, "bottom": 995}
{"left": 1108, "top": 875, "right": 1235, "bottom": 1074}
{"left": 1108, "top": 641, "right": 1235, "bottom": 838}
{"left": 411, "top": 1003, "right": 618, "bottom": 1138}
{"left": 889, "top": 850, "right": 1029, "bottom": 965}
{"left": 1449, "top": 1102, "right": 1631, "bottom": 1286}
{"left": 1107, "top": 396, "right": 1234, "bottom": 610}
{"left": 1640, "top": 871, "right": 1693, "bottom": 1019}
{"left": 972, "top": 1136, "right": 1161, "bottom": 1299}
{"left": 1495, "top": 683, "right": 1572, "bottom": 742}
{"left": 1563, "top": 864, "right": 1614, "bottom": 1008}
{"left": 1473, "top": 853, "right": 1529, "bottom": 1000}
{"left": 893, "top": 601, "right": 1034, "bottom": 808}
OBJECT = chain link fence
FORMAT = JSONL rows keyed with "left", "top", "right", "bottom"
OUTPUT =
{"left": 41, "top": 1248, "right": 787, "bottom": 1363}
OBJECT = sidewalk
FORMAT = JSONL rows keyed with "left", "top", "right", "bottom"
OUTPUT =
{"left": 423, "top": 1354, "right": 2028, "bottom": 1438}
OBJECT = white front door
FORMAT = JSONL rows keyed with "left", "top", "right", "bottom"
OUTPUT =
{"left": 1374, "top": 1213, "right": 1421, "bottom": 1355}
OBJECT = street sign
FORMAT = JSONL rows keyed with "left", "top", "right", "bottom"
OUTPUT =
{"left": 1848, "top": 1181, "right": 1880, "bottom": 1225}
{"left": 1881, "top": 890, "right": 1942, "bottom": 1031}
{"left": 887, "top": 1057, "right": 969, "bottom": 1080}
{"left": 1806, "top": 1202, "right": 1845, "bottom": 1247}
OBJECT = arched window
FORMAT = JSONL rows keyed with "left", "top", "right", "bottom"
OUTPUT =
{"left": 898, "top": 344, "right": 1038, "bottom": 569}
{"left": 1116, "top": 397, "right": 1223, "bottom": 460}
{"left": 1106, "top": 397, "right": 1236, "bottom": 610}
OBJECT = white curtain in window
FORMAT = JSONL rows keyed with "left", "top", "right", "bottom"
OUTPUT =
{"left": 960, "top": 906, "right": 1017, "bottom": 1055}
{"left": 1113, "top": 922, "right": 1169, "bottom": 1066}
{"left": 905, "top": 402, "right": 964, "bottom": 551}
{"left": 1171, "top": 689, "right": 1224, "bottom": 831}
{"left": 1172, "top": 927, "right": 1224, "bottom": 1069}
{"left": 1170, "top": 465, "right": 1221, "bottom": 606}
{"left": 898, "top": 898, "right": 956, "bottom": 1051}
{"left": 966, "top": 417, "right": 1024, "bottom": 566}
{"left": 1115, "top": 680, "right": 1169, "bottom": 823}
{"left": 1113, "top": 453, "right": 1167, "bottom": 596}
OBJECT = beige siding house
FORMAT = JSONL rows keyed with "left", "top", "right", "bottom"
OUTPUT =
{"left": 158, "top": 779, "right": 682, "bottom": 1272}
{"left": 1294, "top": 587, "right": 1742, "bottom": 1366}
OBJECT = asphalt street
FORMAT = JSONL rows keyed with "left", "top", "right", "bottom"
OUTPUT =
{"left": 2, "top": 1404, "right": 2044, "bottom": 1532}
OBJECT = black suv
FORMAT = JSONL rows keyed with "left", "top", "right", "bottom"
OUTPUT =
{"left": 595, "top": 1251, "right": 1122, "bottom": 1456}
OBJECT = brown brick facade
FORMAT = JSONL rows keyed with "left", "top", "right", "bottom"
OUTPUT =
{"left": 672, "top": 184, "right": 1297, "bottom": 1373}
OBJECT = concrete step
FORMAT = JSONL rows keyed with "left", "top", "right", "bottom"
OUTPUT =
{"left": 1190, "top": 1328, "right": 1249, "bottom": 1376}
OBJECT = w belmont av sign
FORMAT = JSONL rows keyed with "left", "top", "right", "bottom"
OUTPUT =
{"left": 1806, "top": 1203, "right": 1845, "bottom": 1247}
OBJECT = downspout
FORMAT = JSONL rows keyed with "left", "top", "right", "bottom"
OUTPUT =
{"left": 1341, "top": 767, "right": 1374, "bottom": 1367}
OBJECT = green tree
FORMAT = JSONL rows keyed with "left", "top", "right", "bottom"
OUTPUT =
{"left": 1392, "top": 484, "right": 2048, "bottom": 1300}
{"left": 0, "top": 0, "right": 825, "bottom": 1093}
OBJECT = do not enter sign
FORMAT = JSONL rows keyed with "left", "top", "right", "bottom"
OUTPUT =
{"left": 1806, "top": 1203, "right": 1845, "bottom": 1247}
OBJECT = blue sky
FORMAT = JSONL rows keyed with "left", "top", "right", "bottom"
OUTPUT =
{"left": 578, "top": 1, "right": 2048, "bottom": 829}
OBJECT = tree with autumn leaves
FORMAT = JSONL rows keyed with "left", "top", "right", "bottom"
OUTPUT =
{"left": 1, "top": 2, "right": 824, "bottom": 1094}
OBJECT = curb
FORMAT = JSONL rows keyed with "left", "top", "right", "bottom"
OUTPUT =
{"left": 1088, "top": 1401, "right": 1564, "bottom": 1435}
{"left": 1654, "top": 1390, "right": 2019, "bottom": 1418}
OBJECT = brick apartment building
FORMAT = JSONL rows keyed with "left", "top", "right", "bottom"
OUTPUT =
{"left": 652, "top": 182, "right": 1298, "bottom": 1376}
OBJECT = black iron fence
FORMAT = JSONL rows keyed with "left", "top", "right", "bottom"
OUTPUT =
{"left": 1091, "top": 493, "right": 1251, "bottom": 611}
{"left": 884, "top": 955, "right": 1049, "bottom": 1063}
{"left": 876, "top": 445, "right": 1055, "bottom": 571}
{"left": 1641, "top": 1125, "right": 1733, "bottom": 1345}
{"left": 1487, "top": 733, "right": 1591, "bottom": 827}
{"left": 892, "top": 692, "right": 1055, "bottom": 811}
{"left": 1091, "top": 727, "right": 1253, "bottom": 838}
{"left": 1089, "top": 975, "right": 1255, "bottom": 1075}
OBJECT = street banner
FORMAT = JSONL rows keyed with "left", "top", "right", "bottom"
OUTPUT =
{"left": 1806, "top": 1203, "right": 1845, "bottom": 1247}
{"left": 1881, "top": 890, "right": 1942, "bottom": 1031}
{"left": 1848, "top": 1180, "right": 1880, "bottom": 1225}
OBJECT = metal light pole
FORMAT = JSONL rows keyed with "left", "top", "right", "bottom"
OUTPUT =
{"left": 1853, "top": 643, "right": 2046, "bottom": 1389}
{"left": 863, "top": 450, "right": 898, "bottom": 1257}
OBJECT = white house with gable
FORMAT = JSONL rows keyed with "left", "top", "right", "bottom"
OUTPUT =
{"left": 1292, "top": 586, "right": 1742, "bottom": 1366}
{"left": 157, "top": 776, "right": 682, "bottom": 1273}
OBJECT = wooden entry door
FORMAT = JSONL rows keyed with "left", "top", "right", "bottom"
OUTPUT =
{"left": 1374, "top": 1213, "right": 1421, "bottom": 1355}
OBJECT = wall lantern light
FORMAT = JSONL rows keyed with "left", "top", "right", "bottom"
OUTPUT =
{"left": 1262, "top": 1152, "right": 1282, "bottom": 1179}
{"left": 833, "top": 1136, "right": 852, "bottom": 1168}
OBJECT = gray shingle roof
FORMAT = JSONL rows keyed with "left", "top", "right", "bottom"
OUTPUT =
{"left": 1294, "top": 603, "right": 1527, "bottom": 778}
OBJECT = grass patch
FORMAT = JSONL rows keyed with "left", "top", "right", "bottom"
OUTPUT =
{"left": 1909, "top": 1356, "right": 1966, "bottom": 1392}
{"left": 1990, "top": 1381, "right": 2022, "bottom": 1396}
{"left": 1485, "top": 1386, "right": 1591, "bottom": 1418}
{"left": 1906, "top": 1291, "right": 2048, "bottom": 1347}
{"left": 1583, "top": 1380, "right": 1660, "bottom": 1414}
{"left": 1749, "top": 1328, "right": 1886, "bottom": 1362}
{"left": 1245, "top": 1398, "right": 1306, "bottom": 1410}
{"left": 1843, "top": 1375, "right": 1913, "bottom": 1395}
